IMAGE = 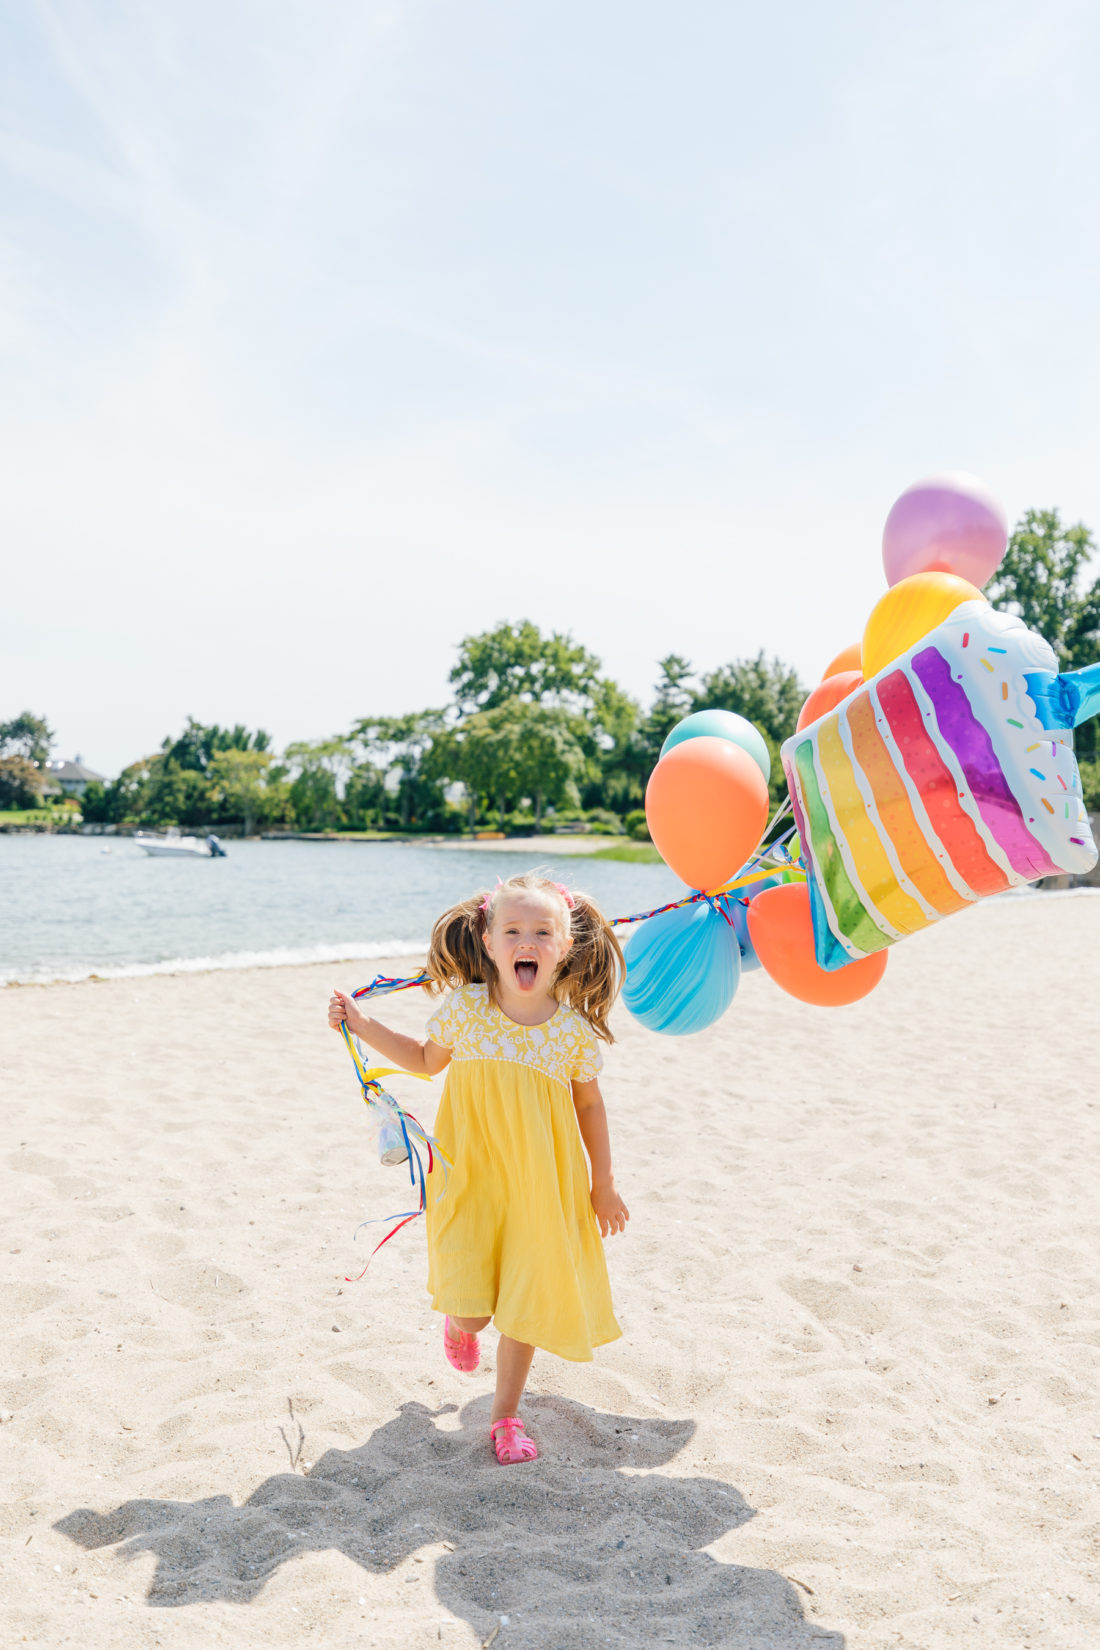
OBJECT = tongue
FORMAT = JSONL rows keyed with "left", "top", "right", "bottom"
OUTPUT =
{"left": 515, "top": 961, "right": 537, "bottom": 987}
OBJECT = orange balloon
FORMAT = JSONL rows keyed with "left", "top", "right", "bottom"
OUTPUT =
{"left": 796, "top": 669, "right": 862, "bottom": 732}
{"left": 861, "top": 570, "right": 984, "bottom": 679}
{"left": 821, "top": 642, "right": 861, "bottom": 680}
{"left": 645, "top": 737, "right": 770, "bottom": 891}
{"left": 746, "top": 884, "right": 888, "bottom": 1006}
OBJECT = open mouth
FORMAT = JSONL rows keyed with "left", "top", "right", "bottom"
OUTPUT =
{"left": 513, "top": 959, "right": 538, "bottom": 989}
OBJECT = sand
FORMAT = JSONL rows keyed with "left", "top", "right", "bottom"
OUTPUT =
{"left": 2, "top": 893, "right": 1099, "bottom": 1649}
{"left": 429, "top": 834, "right": 624, "bottom": 855}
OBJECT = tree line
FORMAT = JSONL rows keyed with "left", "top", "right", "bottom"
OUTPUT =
{"left": 72, "top": 632, "right": 805, "bottom": 835}
{"left": 4, "top": 509, "right": 1098, "bottom": 834}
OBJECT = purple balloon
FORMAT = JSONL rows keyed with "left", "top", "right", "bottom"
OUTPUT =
{"left": 882, "top": 472, "right": 1008, "bottom": 589}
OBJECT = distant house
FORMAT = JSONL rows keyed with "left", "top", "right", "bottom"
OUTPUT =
{"left": 44, "top": 756, "right": 105, "bottom": 799}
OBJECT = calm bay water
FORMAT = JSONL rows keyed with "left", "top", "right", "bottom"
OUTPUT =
{"left": 0, "top": 835, "right": 681, "bottom": 985}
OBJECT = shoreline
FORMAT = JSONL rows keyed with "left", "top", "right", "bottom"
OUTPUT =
{"left": 2, "top": 943, "right": 433, "bottom": 991}
{"left": 5, "top": 882, "right": 1100, "bottom": 990}
{"left": 5, "top": 823, "right": 633, "bottom": 857}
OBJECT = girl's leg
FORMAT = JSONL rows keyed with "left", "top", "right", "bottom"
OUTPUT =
{"left": 492, "top": 1335, "right": 535, "bottom": 1423}
{"left": 450, "top": 1315, "right": 490, "bottom": 1333}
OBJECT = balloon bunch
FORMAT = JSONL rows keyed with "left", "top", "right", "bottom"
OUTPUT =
{"left": 626, "top": 472, "right": 1100, "bottom": 1035}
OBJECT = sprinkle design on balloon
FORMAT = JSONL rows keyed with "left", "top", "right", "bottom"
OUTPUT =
{"left": 783, "top": 600, "right": 1096, "bottom": 970}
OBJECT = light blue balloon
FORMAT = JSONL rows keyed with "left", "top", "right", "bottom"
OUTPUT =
{"left": 622, "top": 898, "right": 741, "bottom": 1036}
{"left": 660, "top": 708, "right": 771, "bottom": 784}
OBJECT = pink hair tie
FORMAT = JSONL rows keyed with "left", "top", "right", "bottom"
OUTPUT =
{"left": 553, "top": 882, "right": 576, "bottom": 909}
{"left": 480, "top": 876, "right": 504, "bottom": 914}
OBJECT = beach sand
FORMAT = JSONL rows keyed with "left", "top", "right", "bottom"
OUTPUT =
{"left": 429, "top": 834, "right": 625, "bottom": 855}
{"left": 2, "top": 894, "right": 1098, "bottom": 1649}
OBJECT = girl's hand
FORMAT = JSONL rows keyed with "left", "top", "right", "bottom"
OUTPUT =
{"left": 591, "top": 1180, "right": 630, "bottom": 1238}
{"left": 328, "top": 989, "right": 368, "bottom": 1039}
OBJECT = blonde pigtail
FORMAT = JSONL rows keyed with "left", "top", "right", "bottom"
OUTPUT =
{"left": 553, "top": 890, "right": 625, "bottom": 1044}
{"left": 425, "top": 893, "right": 496, "bottom": 995}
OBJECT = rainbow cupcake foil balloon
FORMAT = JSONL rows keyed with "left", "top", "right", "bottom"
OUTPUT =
{"left": 781, "top": 600, "right": 1098, "bottom": 970}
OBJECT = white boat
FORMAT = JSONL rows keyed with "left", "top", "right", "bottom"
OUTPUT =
{"left": 134, "top": 831, "right": 227, "bottom": 859}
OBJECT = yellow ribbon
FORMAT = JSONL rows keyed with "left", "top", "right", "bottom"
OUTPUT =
{"left": 711, "top": 864, "right": 806, "bottom": 896}
{"left": 339, "top": 1022, "right": 432, "bottom": 1098}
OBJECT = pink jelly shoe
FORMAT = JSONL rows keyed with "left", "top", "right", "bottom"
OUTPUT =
{"left": 443, "top": 1316, "right": 480, "bottom": 1373}
{"left": 490, "top": 1416, "right": 538, "bottom": 1464}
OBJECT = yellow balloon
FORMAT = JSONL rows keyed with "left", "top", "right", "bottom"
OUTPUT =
{"left": 862, "top": 571, "right": 985, "bottom": 679}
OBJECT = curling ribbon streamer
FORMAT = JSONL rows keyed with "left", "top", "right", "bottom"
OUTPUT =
{"left": 338, "top": 1032, "right": 451, "bottom": 1279}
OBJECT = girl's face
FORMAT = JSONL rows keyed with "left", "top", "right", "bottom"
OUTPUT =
{"left": 482, "top": 890, "right": 572, "bottom": 997}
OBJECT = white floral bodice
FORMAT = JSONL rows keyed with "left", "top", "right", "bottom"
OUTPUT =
{"left": 426, "top": 983, "right": 603, "bottom": 1090}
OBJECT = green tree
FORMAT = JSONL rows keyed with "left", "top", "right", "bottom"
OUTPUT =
{"left": 89, "top": 758, "right": 157, "bottom": 824}
{"left": 0, "top": 755, "right": 45, "bottom": 809}
{"left": 446, "top": 621, "right": 641, "bottom": 817}
{"left": 162, "top": 719, "right": 272, "bottom": 773}
{"left": 502, "top": 701, "right": 587, "bottom": 829}
{"left": 986, "top": 509, "right": 1100, "bottom": 666}
{"left": 82, "top": 720, "right": 277, "bottom": 828}
{"left": 449, "top": 621, "right": 603, "bottom": 715}
{"left": 987, "top": 508, "right": 1100, "bottom": 758}
{"left": 209, "top": 748, "right": 284, "bottom": 835}
{"left": 283, "top": 737, "right": 352, "bottom": 831}
{"left": 352, "top": 713, "right": 447, "bottom": 830}
{"left": 694, "top": 652, "right": 805, "bottom": 799}
{"left": 0, "top": 711, "right": 54, "bottom": 808}
{"left": 142, "top": 766, "right": 211, "bottom": 827}
{"left": 0, "top": 711, "right": 54, "bottom": 767}
{"left": 427, "top": 699, "right": 585, "bottom": 829}
{"left": 638, "top": 654, "right": 695, "bottom": 761}
{"left": 597, "top": 655, "right": 693, "bottom": 815}
{"left": 1078, "top": 760, "right": 1100, "bottom": 812}
{"left": 694, "top": 652, "right": 805, "bottom": 744}
{"left": 342, "top": 762, "right": 388, "bottom": 831}
{"left": 426, "top": 710, "right": 515, "bottom": 826}
{"left": 78, "top": 780, "right": 109, "bottom": 822}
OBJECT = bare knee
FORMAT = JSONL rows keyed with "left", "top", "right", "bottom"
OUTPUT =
{"left": 451, "top": 1314, "right": 490, "bottom": 1333}
{"left": 497, "top": 1334, "right": 534, "bottom": 1353}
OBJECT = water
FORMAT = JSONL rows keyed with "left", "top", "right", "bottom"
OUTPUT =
{"left": 0, "top": 835, "right": 681, "bottom": 985}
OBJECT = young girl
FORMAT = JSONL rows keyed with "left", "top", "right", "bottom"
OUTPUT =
{"left": 328, "top": 872, "right": 629, "bottom": 1465}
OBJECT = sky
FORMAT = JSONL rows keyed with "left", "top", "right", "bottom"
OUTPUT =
{"left": 4, "top": 0, "right": 1100, "bottom": 777}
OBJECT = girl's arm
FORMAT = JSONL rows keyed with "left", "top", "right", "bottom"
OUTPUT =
{"left": 328, "top": 989, "right": 451, "bottom": 1076}
{"left": 572, "top": 1077, "right": 629, "bottom": 1236}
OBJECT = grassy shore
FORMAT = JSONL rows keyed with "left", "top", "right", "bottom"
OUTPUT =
{"left": 0, "top": 807, "right": 81, "bottom": 827}
{"left": 581, "top": 840, "right": 661, "bottom": 863}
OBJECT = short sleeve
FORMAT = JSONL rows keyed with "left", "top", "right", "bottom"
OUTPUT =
{"left": 425, "top": 988, "right": 464, "bottom": 1049}
{"left": 571, "top": 1017, "right": 604, "bottom": 1083}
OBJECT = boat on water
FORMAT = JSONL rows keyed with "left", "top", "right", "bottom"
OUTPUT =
{"left": 134, "top": 831, "right": 228, "bottom": 859}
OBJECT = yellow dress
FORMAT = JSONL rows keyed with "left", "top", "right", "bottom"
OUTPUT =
{"left": 424, "top": 983, "right": 621, "bottom": 1362}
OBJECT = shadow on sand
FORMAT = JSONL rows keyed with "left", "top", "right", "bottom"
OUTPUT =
{"left": 57, "top": 1394, "right": 844, "bottom": 1648}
